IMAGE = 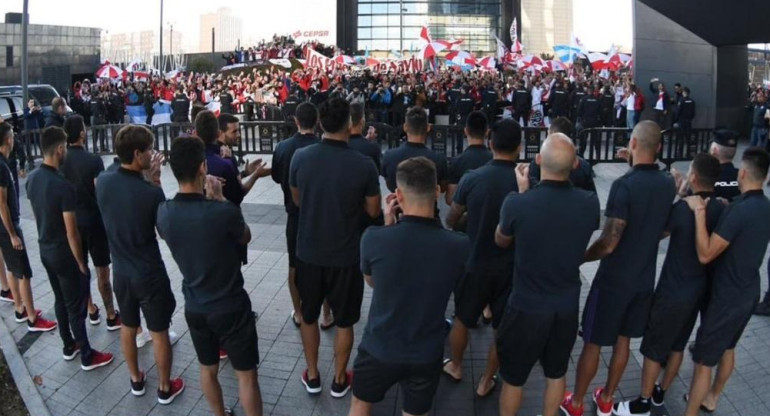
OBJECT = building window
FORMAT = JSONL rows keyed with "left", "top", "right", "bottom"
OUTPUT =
{"left": 5, "top": 46, "right": 12, "bottom": 68}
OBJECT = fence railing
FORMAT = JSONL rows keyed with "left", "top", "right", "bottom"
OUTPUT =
{"left": 17, "top": 122, "right": 712, "bottom": 169}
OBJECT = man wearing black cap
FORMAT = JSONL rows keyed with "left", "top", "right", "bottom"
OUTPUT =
{"left": 709, "top": 130, "right": 740, "bottom": 202}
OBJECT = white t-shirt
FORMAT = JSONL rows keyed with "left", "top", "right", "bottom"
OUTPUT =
{"left": 626, "top": 94, "right": 635, "bottom": 110}
{"left": 655, "top": 93, "right": 664, "bottom": 110}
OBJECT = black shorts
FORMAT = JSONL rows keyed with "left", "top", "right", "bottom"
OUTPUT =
{"left": 497, "top": 307, "right": 578, "bottom": 386}
{"left": 693, "top": 298, "right": 755, "bottom": 367}
{"left": 640, "top": 293, "right": 700, "bottom": 363}
{"left": 580, "top": 284, "right": 652, "bottom": 346}
{"left": 186, "top": 305, "right": 259, "bottom": 371}
{"left": 295, "top": 260, "right": 364, "bottom": 328}
{"left": 79, "top": 223, "right": 111, "bottom": 268}
{"left": 455, "top": 271, "right": 512, "bottom": 329}
{"left": 285, "top": 213, "right": 298, "bottom": 268}
{"left": 352, "top": 348, "right": 440, "bottom": 415}
{"left": 114, "top": 275, "right": 176, "bottom": 332}
{"left": 0, "top": 228, "right": 33, "bottom": 279}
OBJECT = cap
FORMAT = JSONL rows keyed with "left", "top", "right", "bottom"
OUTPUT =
{"left": 712, "top": 129, "right": 738, "bottom": 148}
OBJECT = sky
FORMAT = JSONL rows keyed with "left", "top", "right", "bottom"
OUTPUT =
{"left": 0, "top": 0, "right": 634, "bottom": 52}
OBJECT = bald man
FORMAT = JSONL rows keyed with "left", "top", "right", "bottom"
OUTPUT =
{"left": 562, "top": 121, "right": 676, "bottom": 416}
{"left": 495, "top": 133, "right": 600, "bottom": 416}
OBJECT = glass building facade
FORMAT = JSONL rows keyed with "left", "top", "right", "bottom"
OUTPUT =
{"left": 355, "top": 1, "right": 503, "bottom": 53}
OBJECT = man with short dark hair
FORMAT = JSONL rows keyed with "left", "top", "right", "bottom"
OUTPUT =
{"left": 26, "top": 126, "right": 114, "bottom": 370}
{"left": 347, "top": 103, "right": 381, "bottom": 172}
{"left": 158, "top": 136, "right": 263, "bottom": 416}
{"left": 445, "top": 111, "right": 492, "bottom": 204}
{"left": 45, "top": 97, "right": 67, "bottom": 128}
{"left": 562, "top": 121, "right": 676, "bottom": 416}
{"left": 495, "top": 133, "right": 600, "bottom": 416}
{"left": 614, "top": 153, "right": 724, "bottom": 416}
{"left": 529, "top": 117, "right": 595, "bottom": 192}
{"left": 271, "top": 103, "right": 321, "bottom": 328}
{"left": 349, "top": 156, "right": 469, "bottom": 416}
{"left": 61, "top": 115, "right": 121, "bottom": 331}
{"left": 442, "top": 119, "right": 521, "bottom": 397}
{"left": 681, "top": 148, "right": 770, "bottom": 416}
{"left": 289, "top": 98, "right": 381, "bottom": 397}
{"left": 96, "top": 125, "right": 185, "bottom": 404}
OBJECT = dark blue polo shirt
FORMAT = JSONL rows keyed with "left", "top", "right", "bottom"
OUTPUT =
{"left": 25, "top": 164, "right": 77, "bottom": 258}
{"left": 271, "top": 132, "right": 319, "bottom": 216}
{"left": 499, "top": 180, "right": 600, "bottom": 312}
{"left": 713, "top": 163, "right": 740, "bottom": 202}
{"left": 0, "top": 154, "right": 20, "bottom": 230}
{"left": 205, "top": 143, "right": 243, "bottom": 206}
{"left": 157, "top": 193, "right": 250, "bottom": 313}
{"left": 60, "top": 146, "right": 106, "bottom": 227}
{"left": 656, "top": 193, "right": 724, "bottom": 300}
{"left": 448, "top": 144, "right": 492, "bottom": 184}
{"left": 712, "top": 190, "right": 770, "bottom": 302}
{"left": 359, "top": 216, "right": 469, "bottom": 363}
{"left": 381, "top": 142, "right": 448, "bottom": 192}
{"left": 596, "top": 164, "right": 676, "bottom": 293}
{"left": 453, "top": 159, "right": 518, "bottom": 274}
{"left": 528, "top": 157, "right": 596, "bottom": 192}
{"left": 96, "top": 168, "right": 168, "bottom": 281}
{"left": 289, "top": 139, "right": 380, "bottom": 267}
{"left": 348, "top": 134, "right": 382, "bottom": 173}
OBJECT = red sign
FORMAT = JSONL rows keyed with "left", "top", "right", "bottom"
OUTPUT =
{"left": 292, "top": 30, "right": 330, "bottom": 39}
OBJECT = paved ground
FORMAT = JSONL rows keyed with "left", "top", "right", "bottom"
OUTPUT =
{"left": 1, "top": 151, "right": 769, "bottom": 416}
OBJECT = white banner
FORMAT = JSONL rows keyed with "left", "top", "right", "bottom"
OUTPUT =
{"left": 268, "top": 59, "right": 293, "bottom": 69}
{"left": 368, "top": 56, "right": 424, "bottom": 74}
{"left": 304, "top": 48, "right": 346, "bottom": 71}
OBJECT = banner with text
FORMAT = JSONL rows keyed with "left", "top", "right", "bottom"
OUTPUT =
{"left": 368, "top": 56, "right": 424, "bottom": 74}
{"left": 304, "top": 47, "right": 346, "bottom": 71}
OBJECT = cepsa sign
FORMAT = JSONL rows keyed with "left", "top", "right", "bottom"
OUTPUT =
{"left": 292, "top": 30, "right": 331, "bottom": 39}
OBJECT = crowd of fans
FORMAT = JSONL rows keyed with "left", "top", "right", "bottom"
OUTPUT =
{"left": 222, "top": 33, "right": 338, "bottom": 66}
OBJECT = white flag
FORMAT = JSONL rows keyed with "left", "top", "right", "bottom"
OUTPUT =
{"left": 510, "top": 17, "right": 518, "bottom": 45}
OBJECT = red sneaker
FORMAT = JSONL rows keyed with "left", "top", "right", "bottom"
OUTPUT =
{"left": 560, "top": 392, "right": 584, "bottom": 416}
{"left": 219, "top": 348, "right": 227, "bottom": 360}
{"left": 593, "top": 387, "right": 613, "bottom": 416}
{"left": 0, "top": 289, "right": 13, "bottom": 303}
{"left": 27, "top": 316, "right": 57, "bottom": 332}
{"left": 157, "top": 378, "right": 185, "bottom": 405}
{"left": 81, "top": 350, "right": 114, "bottom": 371}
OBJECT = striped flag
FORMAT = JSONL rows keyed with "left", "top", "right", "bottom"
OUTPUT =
{"left": 494, "top": 35, "right": 508, "bottom": 60}
{"left": 553, "top": 45, "right": 582, "bottom": 64}
{"left": 510, "top": 17, "right": 518, "bottom": 45}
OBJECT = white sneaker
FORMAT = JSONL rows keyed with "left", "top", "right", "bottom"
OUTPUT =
{"left": 136, "top": 330, "right": 152, "bottom": 348}
{"left": 168, "top": 330, "right": 179, "bottom": 346}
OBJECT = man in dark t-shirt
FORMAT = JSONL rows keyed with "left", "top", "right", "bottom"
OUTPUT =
{"left": 442, "top": 119, "right": 520, "bottom": 397}
{"left": 445, "top": 111, "right": 492, "bottom": 204}
{"left": 681, "top": 148, "right": 770, "bottom": 416}
{"left": 289, "top": 98, "right": 381, "bottom": 398}
{"left": 26, "top": 127, "right": 114, "bottom": 371}
{"left": 348, "top": 103, "right": 382, "bottom": 173}
{"left": 350, "top": 157, "right": 469, "bottom": 416}
{"left": 61, "top": 115, "right": 121, "bottom": 330}
{"left": 157, "top": 136, "right": 262, "bottom": 416}
{"left": 495, "top": 133, "right": 599, "bottom": 416}
{"left": 614, "top": 154, "right": 725, "bottom": 416}
{"left": 563, "top": 121, "right": 676, "bottom": 416}
{"left": 271, "top": 103, "right": 320, "bottom": 328}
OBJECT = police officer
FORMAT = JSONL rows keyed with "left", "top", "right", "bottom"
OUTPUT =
{"left": 456, "top": 88, "right": 475, "bottom": 153}
{"left": 90, "top": 91, "right": 108, "bottom": 152}
{"left": 548, "top": 81, "right": 569, "bottom": 119}
{"left": 600, "top": 85, "right": 615, "bottom": 127}
{"left": 513, "top": 81, "right": 531, "bottom": 126}
{"left": 569, "top": 83, "right": 587, "bottom": 124}
{"left": 448, "top": 81, "right": 463, "bottom": 125}
{"left": 482, "top": 83, "right": 499, "bottom": 123}
{"left": 576, "top": 87, "right": 602, "bottom": 158}
{"left": 709, "top": 129, "right": 740, "bottom": 201}
{"left": 143, "top": 88, "right": 155, "bottom": 126}
{"left": 677, "top": 88, "right": 696, "bottom": 149}
{"left": 171, "top": 87, "right": 191, "bottom": 123}
{"left": 219, "top": 89, "right": 234, "bottom": 115}
{"left": 282, "top": 90, "right": 301, "bottom": 123}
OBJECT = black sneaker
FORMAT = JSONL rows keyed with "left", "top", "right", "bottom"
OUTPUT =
{"left": 131, "top": 371, "right": 147, "bottom": 396}
{"left": 62, "top": 343, "right": 80, "bottom": 361}
{"left": 106, "top": 311, "right": 122, "bottom": 331}
{"left": 613, "top": 396, "right": 651, "bottom": 416}
{"left": 301, "top": 369, "right": 321, "bottom": 394}
{"left": 157, "top": 378, "right": 185, "bottom": 405}
{"left": 754, "top": 300, "right": 770, "bottom": 316}
{"left": 0, "top": 289, "right": 13, "bottom": 303}
{"left": 330, "top": 370, "right": 352, "bottom": 398}
{"left": 89, "top": 306, "right": 101, "bottom": 325}
{"left": 651, "top": 383, "right": 666, "bottom": 406}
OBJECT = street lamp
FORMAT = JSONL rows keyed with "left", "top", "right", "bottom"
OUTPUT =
{"left": 399, "top": 4, "right": 408, "bottom": 54}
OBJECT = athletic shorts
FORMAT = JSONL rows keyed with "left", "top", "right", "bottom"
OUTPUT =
{"left": 640, "top": 292, "right": 701, "bottom": 363}
{"left": 285, "top": 213, "right": 298, "bottom": 268}
{"left": 79, "top": 223, "right": 111, "bottom": 268}
{"left": 497, "top": 307, "right": 578, "bottom": 386}
{"left": 0, "top": 227, "right": 33, "bottom": 279}
{"left": 580, "top": 284, "right": 653, "bottom": 346}
{"left": 295, "top": 260, "right": 364, "bottom": 328}
{"left": 186, "top": 305, "right": 259, "bottom": 371}
{"left": 114, "top": 275, "right": 176, "bottom": 332}
{"left": 455, "top": 271, "right": 512, "bottom": 329}
{"left": 352, "top": 348, "right": 441, "bottom": 415}
{"left": 692, "top": 298, "right": 755, "bottom": 367}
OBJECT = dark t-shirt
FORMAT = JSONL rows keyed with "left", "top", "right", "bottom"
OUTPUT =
{"left": 348, "top": 134, "right": 382, "bottom": 173}
{"left": 0, "top": 155, "right": 20, "bottom": 228}
{"left": 157, "top": 193, "right": 250, "bottom": 313}
{"left": 25, "top": 164, "right": 77, "bottom": 257}
{"left": 453, "top": 159, "right": 518, "bottom": 274}
{"left": 499, "top": 181, "right": 599, "bottom": 312}
{"left": 712, "top": 190, "right": 770, "bottom": 302}
{"left": 60, "top": 146, "right": 106, "bottom": 227}
{"left": 713, "top": 163, "right": 740, "bottom": 202}
{"left": 656, "top": 193, "right": 724, "bottom": 300}
{"left": 381, "top": 142, "right": 448, "bottom": 192}
{"left": 359, "top": 216, "right": 469, "bottom": 363}
{"left": 289, "top": 139, "right": 380, "bottom": 267}
{"left": 596, "top": 164, "right": 676, "bottom": 292}
{"left": 528, "top": 157, "right": 596, "bottom": 192}
{"left": 96, "top": 168, "right": 168, "bottom": 281}
{"left": 448, "top": 144, "right": 492, "bottom": 184}
{"left": 271, "top": 132, "right": 319, "bottom": 215}
{"left": 205, "top": 144, "right": 243, "bottom": 206}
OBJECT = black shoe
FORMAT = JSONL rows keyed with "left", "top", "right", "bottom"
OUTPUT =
{"left": 754, "top": 300, "right": 770, "bottom": 316}
{"left": 106, "top": 311, "right": 122, "bottom": 331}
{"left": 301, "top": 369, "right": 321, "bottom": 394}
{"left": 62, "top": 343, "right": 81, "bottom": 361}
{"left": 330, "top": 371, "right": 352, "bottom": 398}
{"left": 89, "top": 306, "right": 101, "bottom": 325}
{"left": 651, "top": 383, "right": 666, "bottom": 406}
{"left": 613, "top": 396, "right": 651, "bottom": 416}
{"left": 131, "top": 371, "right": 147, "bottom": 396}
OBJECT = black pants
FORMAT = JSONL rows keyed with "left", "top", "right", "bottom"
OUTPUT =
{"left": 577, "top": 120, "right": 601, "bottom": 158}
{"left": 145, "top": 108, "right": 154, "bottom": 125}
{"left": 41, "top": 253, "right": 92, "bottom": 364}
